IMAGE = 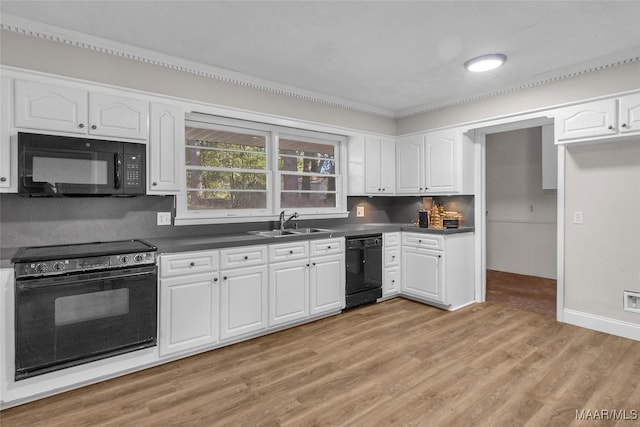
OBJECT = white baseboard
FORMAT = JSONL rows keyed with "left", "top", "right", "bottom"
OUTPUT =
{"left": 563, "top": 309, "right": 640, "bottom": 341}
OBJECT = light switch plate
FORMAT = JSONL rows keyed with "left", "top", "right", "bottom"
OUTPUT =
{"left": 573, "top": 211, "right": 584, "bottom": 224}
{"left": 157, "top": 212, "right": 172, "bottom": 226}
{"left": 356, "top": 206, "right": 365, "bottom": 217}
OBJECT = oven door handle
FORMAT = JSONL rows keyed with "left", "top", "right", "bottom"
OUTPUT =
{"left": 16, "top": 267, "right": 157, "bottom": 290}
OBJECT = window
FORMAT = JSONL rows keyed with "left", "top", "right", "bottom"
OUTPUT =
{"left": 175, "top": 115, "right": 346, "bottom": 224}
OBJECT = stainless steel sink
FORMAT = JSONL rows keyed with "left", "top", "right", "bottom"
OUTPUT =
{"left": 248, "top": 230, "right": 298, "bottom": 238}
{"left": 290, "top": 228, "right": 333, "bottom": 234}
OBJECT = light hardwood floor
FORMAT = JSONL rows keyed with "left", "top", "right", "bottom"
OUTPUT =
{"left": 2, "top": 298, "right": 639, "bottom": 426}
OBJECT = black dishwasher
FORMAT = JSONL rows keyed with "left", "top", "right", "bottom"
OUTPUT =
{"left": 345, "top": 234, "right": 383, "bottom": 308}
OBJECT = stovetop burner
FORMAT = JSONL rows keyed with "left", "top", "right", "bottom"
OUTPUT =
{"left": 12, "top": 239, "right": 156, "bottom": 263}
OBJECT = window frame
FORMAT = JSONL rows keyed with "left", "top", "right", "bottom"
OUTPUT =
{"left": 175, "top": 114, "right": 348, "bottom": 225}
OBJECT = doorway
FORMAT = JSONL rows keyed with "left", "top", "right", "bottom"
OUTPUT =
{"left": 475, "top": 121, "right": 558, "bottom": 317}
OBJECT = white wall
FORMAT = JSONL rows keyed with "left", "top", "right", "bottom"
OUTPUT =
{"left": 486, "top": 127, "right": 557, "bottom": 279}
{"left": 398, "top": 62, "right": 640, "bottom": 134}
{"left": 0, "top": 30, "right": 396, "bottom": 136}
{"left": 564, "top": 139, "right": 640, "bottom": 324}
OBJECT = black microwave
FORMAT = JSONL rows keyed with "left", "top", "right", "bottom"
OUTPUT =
{"left": 18, "top": 132, "right": 146, "bottom": 196}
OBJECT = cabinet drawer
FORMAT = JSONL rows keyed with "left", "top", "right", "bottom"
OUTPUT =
{"left": 220, "top": 245, "right": 267, "bottom": 269}
{"left": 384, "top": 232, "right": 400, "bottom": 247}
{"left": 385, "top": 246, "right": 400, "bottom": 267}
{"left": 160, "top": 250, "right": 219, "bottom": 278}
{"left": 402, "top": 233, "right": 444, "bottom": 250}
{"left": 269, "top": 241, "right": 309, "bottom": 262}
{"left": 310, "top": 238, "right": 344, "bottom": 257}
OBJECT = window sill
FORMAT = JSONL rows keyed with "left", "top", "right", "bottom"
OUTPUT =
{"left": 173, "top": 212, "right": 350, "bottom": 226}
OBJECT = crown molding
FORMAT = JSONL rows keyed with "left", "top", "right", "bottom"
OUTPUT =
{"left": 0, "top": 14, "right": 397, "bottom": 119}
{"left": 2, "top": 14, "right": 639, "bottom": 121}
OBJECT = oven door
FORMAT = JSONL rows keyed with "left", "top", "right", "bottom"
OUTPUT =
{"left": 15, "top": 265, "right": 157, "bottom": 380}
{"left": 18, "top": 132, "right": 123, "bottom": 196}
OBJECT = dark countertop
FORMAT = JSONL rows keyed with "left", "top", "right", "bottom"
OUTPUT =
{"left": 0, "top": 224, "right": 474, "bottom": 267}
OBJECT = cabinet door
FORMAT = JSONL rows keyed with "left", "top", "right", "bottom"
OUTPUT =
{"left": 383, "top": 266, "right": 400, "bottom": 296}
{"left": 396, "top": 135, "right": 423, "bottom": 194}
{"left": 159, "top": 273, "right": 219, "bottom": 356}
{"left": 555, "top": 99, "right": 617, "bottom": 141}
{"left": 310, "top": 254, "right": 345, "bottom": 315}
{"left": 424, "top": 130, "right": 456, "bottom": 193}
{"left": 88, "top": 92, "right": 148, "bottom": 140}
{"left": 148, "top": 102, "right": 184, "bottom": 194}
{"left": 14, "top": 80, "right": 88, "bottom": 134}
{"left": 379, "top": 138, "right": 396, "bottom": 192}
{"left": 619, "top": 93, "right": 640, "bottom": 134}
{"left": 364, "top": 137, "right": 382, "bottom": 193}
{"left": 269, "top": 260, "right": 309, "bottom": 327}
{"left": 0, "top": 77, "right": 13, "bottom": 191}
{"left": 401, "top": 246, "right": 444, "bottom": 303}
{"left": 220, "top": 264, "right": 268, "bottom": 340}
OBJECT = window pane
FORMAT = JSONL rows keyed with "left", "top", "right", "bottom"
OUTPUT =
{"left": 186, "top": 147, "right": 266, "bottom": 169}
{"left": 186, "top": 127, "right": 266, "bottom": 153}
{"left": 187, "top": 171, "right": 267, "bottom": 191}
{"left": 280, "top": 174, "right": 336, "bottom": 192}
{"left": 187, "top": 191, "right": 267, "bottom": 210}
{"left": 278, "top": 157, "right": 335, "bottom": 174}
{"left": 281, "top": 192, "right": 336, "bottom": 209}
{"left": 279, "top": 138, "right": 335, "bottom": 159}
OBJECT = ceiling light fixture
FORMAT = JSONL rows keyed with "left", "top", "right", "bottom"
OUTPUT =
{"left": 464, "top": 53, "right": 507, "bottom": 72}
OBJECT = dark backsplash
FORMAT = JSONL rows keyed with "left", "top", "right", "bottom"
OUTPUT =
{"left": 0, "top": 194, "right": 474, "bottom": 249}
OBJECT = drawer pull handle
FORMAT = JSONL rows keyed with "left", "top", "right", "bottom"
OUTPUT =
{"left": 289, "top": 250, "right": 294, "bottom": 254}
{"left": 78, "top": 123, "right": 85, "bottom": 128}
{"left": 223, "top": 276, "right": 228, "bottom": 280}
{"left": 0, "top": 177, "right": 6, "bottom": 182}
{"left": 328, "top": 246, "right": 332, "bottom": 249}
{"left": 608, "top": 125, "right": 615, "bottom": 130}
{"left": 91, "top": 125, "right": 97, "bottom": 130}
{"left": 622, "top": 123, "right": 628, "bottom": 128}
{"left": 244, "top": 256, "right": 248, "bottom": 260}
{"left": 189, "top": 262, "right": 195, "bottom": 267}
{"left": 213, "top": 277, "right": 218, "bottom": 282}
{"left": 306, "top": 263, "right": 310, "bottom": 267}
{"left": 312, "top": 262, "right": 316, "bottom": 266}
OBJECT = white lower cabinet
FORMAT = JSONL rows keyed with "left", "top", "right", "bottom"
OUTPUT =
{"left": 160, "top": 273, "right": 220, "bottom": 356}
{"left": 269, "top": 239, "right": 344, "bottom": 324}
{"left": 400, "top": 232, "right": 474, "bottom": 310}
{"left": 220, "top": 263, "right": 268, "bottom": 340}
{"left": 310, "top": 253, "right": 345, "bottom": 315}
{"left": 159, "top": 250, "right": 220, "bottom": 357}
{"left": 269, "top": 259, "right": 310, "bottom": 327}
{"left": 382, "top": 232, "right": 401, "bottom": 297}
{"left": 401, "top": 246, "right": 444, "bottom": 303}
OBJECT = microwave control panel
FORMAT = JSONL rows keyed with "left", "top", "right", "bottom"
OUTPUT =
{"left": 123, "top": 153, "right": 145, "bottom": 191}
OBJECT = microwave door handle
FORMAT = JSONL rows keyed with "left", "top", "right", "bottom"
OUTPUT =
{"left": 114, "top": 152, "right": 122, "bottom": 189}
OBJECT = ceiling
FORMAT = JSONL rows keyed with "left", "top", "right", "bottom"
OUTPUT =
{"left": 1, "top": 1, "right": 640, "bottom": 118}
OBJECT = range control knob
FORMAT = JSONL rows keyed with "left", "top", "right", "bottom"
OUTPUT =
{"left": 134, "top": 254, "right": 144, "bottom": 263}
{"left": 120, "top": 255, "right": 131, "bottom": 264}
{"left": 52, "top": 262, "right": 65, "bottom": 272}
{"left": 35, "top": 263, "right": 49, "bottom": 274}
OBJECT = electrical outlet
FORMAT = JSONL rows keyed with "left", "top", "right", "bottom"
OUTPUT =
{"left": 157, "top": 212, "right": 172, "bottom": 226}
{"left": 623, "top": 291, "right": 640, "bottom": 313}
{"left": 573, "top": 211, "right": 584, "bottom": 224}
{"left": 356, "top": 206, "right": 365, "bottom": 217}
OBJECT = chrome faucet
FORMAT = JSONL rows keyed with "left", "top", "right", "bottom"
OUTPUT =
{"left": 279, "top": 211, "right": 299, "bottom": 231}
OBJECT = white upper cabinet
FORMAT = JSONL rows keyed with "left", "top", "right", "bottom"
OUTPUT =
{"left": 148, "top": 102, "right": 185, "bottom": 194}
{"left": 14, "top": 80, "right": 148, "bottom": 141}
{"left": 555, "top": 93, "right": 640, "bottom": 143}
{"left": 14, "top": 80, "right": 88, "bottom": 134}
{"left": 88, "top": 93, "right": 148, "bottom": 140}
{"left": 619, "top": 93, "right": 640, "bottom": 134}
{"left": 395, "top": 134, "right": 423, "bottom": 194}
{"left": 396, "top": 128, "right": 469, "bottom": 195}
{"left": 347, "top": 134, "right": 395, "bottom": 196}
{"left": 364, "top": 136, "right": 395, "bottom": 194}
{"left": 0, "top": 77, "right": 14, "bottom": 192}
